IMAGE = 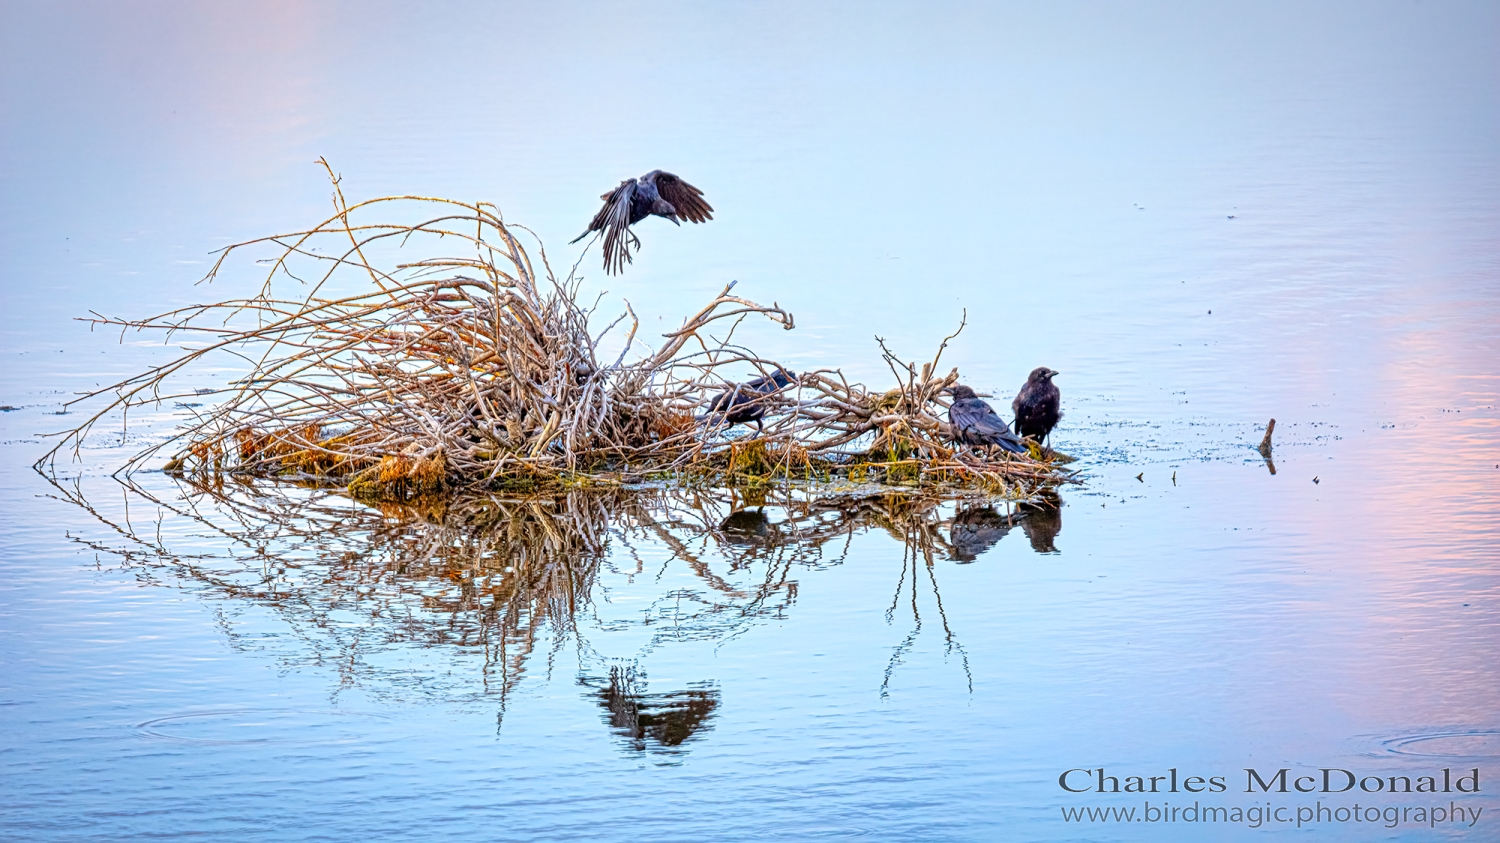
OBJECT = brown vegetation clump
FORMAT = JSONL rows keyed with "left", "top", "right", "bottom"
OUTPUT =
{"left": 347, "top": 452, "right": 450, "bottom": 499}
{"left": 39, "top": 165, "right": 1073, "bottom": 501}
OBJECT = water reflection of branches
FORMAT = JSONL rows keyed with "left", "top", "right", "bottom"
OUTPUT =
{"left": 880, "top": 499, "right": 976, "bottom": 698}
{"left": 876, "top": 496, "right": 1063, "bottom": 696}
{"left": 47, "top": 474, "right": 1056, "bottom": 708}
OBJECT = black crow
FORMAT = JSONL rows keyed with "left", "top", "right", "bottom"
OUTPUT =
{"left": 571, "top": 170, "right": 714, "bottom": 275}
{"left": 946, "top": 384, "right": 1028, "bottom": 454}
{"left": 701, "top": 368, "right": 796, "bottom": 434}
{"left": 1012, "top": 367, "right": 1061, "bottom": 443}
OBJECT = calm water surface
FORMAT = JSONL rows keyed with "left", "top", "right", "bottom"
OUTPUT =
{"left": 2, "top": 2, "right": 1498, "bottom": 840}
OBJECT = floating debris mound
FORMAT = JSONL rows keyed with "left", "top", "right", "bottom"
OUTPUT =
{"left": 39, "top": 173, "right": 1072, "bottom": 500}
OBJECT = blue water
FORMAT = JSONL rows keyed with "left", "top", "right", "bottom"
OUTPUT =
{"left": 3, "top": 2, "right": 1497, "bottom": 840}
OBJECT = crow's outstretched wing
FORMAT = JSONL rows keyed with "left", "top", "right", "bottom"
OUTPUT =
{"left": 950, "top": 399, "right": 1027, "bottom": 453}
{"left": 650, "top": 171, "right": 714, "bottom": 224}
{"left": 571, "top": 179, "right": 638, "bottom": 275}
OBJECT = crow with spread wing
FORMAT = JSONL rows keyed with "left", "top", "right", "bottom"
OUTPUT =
{"left": 946, "top": 384, "right": 1028, "bottom": 454}
{"left": 570, "top": 170, "right": 714, "bottom": 275}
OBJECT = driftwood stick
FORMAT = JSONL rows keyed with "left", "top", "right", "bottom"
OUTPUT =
{"left": 1257, "top": 418, "right": 1276, "bottom": 457}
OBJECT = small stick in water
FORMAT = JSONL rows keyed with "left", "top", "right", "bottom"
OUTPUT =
{"left": 1257, "top": 418, "right": 1276, "bottom": 457}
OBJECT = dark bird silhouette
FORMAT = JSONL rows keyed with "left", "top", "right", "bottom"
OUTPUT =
{"left": 949, "top": 506, "right": 1018, "bottom": 562}
{"left": 946, "top": 384, "right": 1027, "bottom": 454}
{"left": 1018, "top": 497, "right": 1062, "bottom": 553}
{"left": 1012, "top": 367, "right": 1061, "bottom": 443}
{"left": 583, "top": 666, "right": 720, "bottom": 753}
{"left": 701, "top": 368, "right": 796, "bottom": 434}
{"left": 719, "top": 508, "right": 775, "bottom": 547}
{"left": 570, "top": 170, "right": 713, "bottom": 275}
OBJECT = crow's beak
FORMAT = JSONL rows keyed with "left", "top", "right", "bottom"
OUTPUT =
{"left": 668, "top": 215, "right": 681, "bottom": 226}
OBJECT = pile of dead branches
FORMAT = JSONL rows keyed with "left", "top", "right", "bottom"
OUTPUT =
{"left": 38, "top": 169, "right": 1071, "bottom": 500}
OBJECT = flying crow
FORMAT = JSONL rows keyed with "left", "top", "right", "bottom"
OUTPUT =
{"left": 571, "top": 170, "right": 713, "bottom": 275}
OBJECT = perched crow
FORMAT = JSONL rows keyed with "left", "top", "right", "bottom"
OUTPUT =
{"left": 701, "top": 369, "right": 796, "bottom": 433}
{"left": 571, "top": 170, "right": 714, "bottom": 275}
{"left": 1012, "top": 367, "right": 1061, "bottom": 443}
{"left": 946, "top": 385, "right": 1028, "bottom": 454}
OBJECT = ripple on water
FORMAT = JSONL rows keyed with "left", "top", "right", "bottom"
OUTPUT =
{"left": 1361, "top": 729, "right": 1500, "bottom": 760}
{"left": 136, "top": 708, "right": 389, "bottom": 746}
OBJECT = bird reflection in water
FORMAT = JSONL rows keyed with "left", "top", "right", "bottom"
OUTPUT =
{"left": 579, "top": 665, "right": 719, "bottom": 757}
{"left": 718, "top": 508, "right": 774, "bottom": 546}
{"left": 947, "top": 495, "right": 1063, "bottom": 561}
{"left": 948, "top": 507, "right": 1020, "bottom": 562}
{"left": 1019, "top": 496, "right": 1063, "bottom": 553}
